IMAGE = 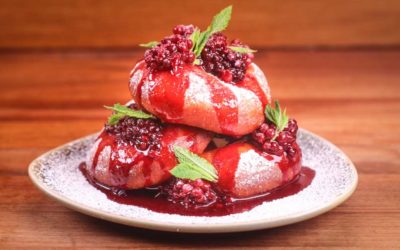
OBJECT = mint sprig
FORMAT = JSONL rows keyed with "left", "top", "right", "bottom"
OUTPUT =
{"left": 265, "top": 101, "right": 289, "bottom": 140}
{"left": 139, "top": 41, "right": 158, "bottom": 48}
{"left": 228, "top": 46, "right": 257, "bottom": 54}
{"left": 138, "top": 6, "right": 242, "bottom": 64}
{"left": 170, "top": 146, "right": 218, "bottom": 182}
{"left": 104, "top": 103, "right": 155, "bottom": 125}
{"left": 190, "top": 28, "right": 201, "bottom": 47}
{"left": 192, "top": 5, "right": 232, "bottom": 57}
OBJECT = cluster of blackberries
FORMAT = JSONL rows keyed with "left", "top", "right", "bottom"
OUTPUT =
{"left": 252, "top": 119, "right": 299, "bottom": 159}
{"left": 144, "top": 25, "right": 195, "bottom": 71}
{"left": 201, "top": 33, "right": 253, "bottom": 83}
{"left": 162, "top": 178, "right": 218, "bottom": 208}
{"left": 104, "top": 112, "right": 163, "bottom": 156}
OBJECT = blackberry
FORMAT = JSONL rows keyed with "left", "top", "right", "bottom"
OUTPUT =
{"left": 200, "top": 33, "right": 253, "bottom": 83}
{"left": 161, "top": 178, "right": 217, "bottom": 208}
{"left": 251, "top": 119, "right": 299, "bottom": 159}
{"left": 173, "top": 24, "right": 195, "bottom": 36}
{"left": 104, "top": 105, "right": 163, "bottom": 156}
{"left": 284, "top": 119, "right": 298, "bottom": 135}
{"left": 262, "top": 141, "right": 284, "bottom": 156}
{"left": 144, "top": 25, "right": 195, "bottom": 72}
{"left": 231, "top": 39, "right": 254, "bottom": 66}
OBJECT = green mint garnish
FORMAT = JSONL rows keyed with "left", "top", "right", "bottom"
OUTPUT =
{"left": 228, "top": 46, "right": 257, "bottom": 54}
{"left": 139, "top": 41, "right": 158, "bottom": 48}
{"left": 192, "top": 5, "right": 232, "bottom": 57}
{"left": 190, "top": 28, "right": 201, "bottom": 49}
{"left": 193, "top": 58, "right": 201, "bottom": 65}
{"left": 104, "top": 103, "right": 155, "bottom": 125}
{"left": 265, "top": 101, "right": 289, "bottom": 140}
{"left": 138, "top": 6, "right": 235, "bottom": 64}
{"left": 170, "top": 146, "right": 218, "bottom": 182}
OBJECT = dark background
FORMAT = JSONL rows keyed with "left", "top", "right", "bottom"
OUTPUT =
{"left": 1, "top": 0, "right": 399, "bottom": 50}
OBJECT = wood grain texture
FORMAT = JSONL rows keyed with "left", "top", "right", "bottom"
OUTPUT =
{"left": 0, "top": 50, "right": 399, "bottom": 249}
{"left": 1, "top": 0, "right": 400, "bottom": 49}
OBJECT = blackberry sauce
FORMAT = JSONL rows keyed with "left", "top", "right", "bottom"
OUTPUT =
{"left": 79, "top": 163, "right": 315, "bottom": 217}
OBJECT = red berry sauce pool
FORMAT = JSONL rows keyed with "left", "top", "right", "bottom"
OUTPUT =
{"left": 79, "top": 163, "right": 315, "bottom": 217}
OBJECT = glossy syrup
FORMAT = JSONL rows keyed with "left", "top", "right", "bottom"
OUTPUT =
{"left": 132, "top": 64, "right": 273, "bottom": 135}
{"left": 80, "top": 163, "right": 315, "bottom": 217}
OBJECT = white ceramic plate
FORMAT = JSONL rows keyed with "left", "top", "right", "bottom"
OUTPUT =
{"left": 29, "top": 129, "right": 357, "bottom": 233}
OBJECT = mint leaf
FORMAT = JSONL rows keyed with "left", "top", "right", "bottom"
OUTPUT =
{"left": 228, "top": 46, "right": 257, "bottom": 54}
{"left": 107, "top": 112, "right": 125, "bottom": 126}
{"left": 170, "top": 146, "right": 218, "bottom": 182}
{"left": 264, "top": 101, "right": 289, "bottom": 140}
{"left": 192, "top": 5, "right": 233, "bottom": 57}
{"left": 193, "top": 30, "right": 210, "bottom": 57}
{"left": 104, "top": 103, "right": 155, "bottom": 125}
{"left": 139, "top": 41, "right": 158, "bottom": 48}
{"left": 194, "top": 58, "right": 201, "bottom": 65}
{"left": 209, "top": 5, "right": 232, "bottom": 34}
{"left": 170, "top": 163, "right": 210, "bottom": 181}
{"left": 190, "top": 28, "right": 201, "bottom": 51}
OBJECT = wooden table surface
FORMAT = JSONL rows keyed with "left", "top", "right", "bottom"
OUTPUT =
{"left": 0, "top": 49, "right": 399, "bottom": 249}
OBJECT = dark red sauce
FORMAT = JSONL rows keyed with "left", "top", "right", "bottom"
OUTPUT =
{"left": 90, "top": 126, "right": 208, "bottom": 189}
{"left": 90, "top": 132, "right": 164, "bottom": 188}
{"left": 236, "top": 65, "right": 269, "bottom": 106}
{"left": 80, "top": 163, "right": 315, "bottom": 217}
{"left": 210, "top": 143, "right": 242, "bottom": 193}
{"left": 147, "top": 69, "right": 190, "bottom": 122}
{"left": 132, "top": 64, "right": 256, "bottom": 135}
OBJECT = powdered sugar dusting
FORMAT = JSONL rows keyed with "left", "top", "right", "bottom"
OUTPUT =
{"left": 234, "top": 150, "right": 282, "bottom": 197}
{"left": 94, "top": 145, "right": 111, "bottom": 178}
{"left": 85, "top": 138, "right": 99, "bottom": 171}
{"left": 32, "top": 129, "right": 357, "bottom": 226}
{"left": 182, "top": 72, "right": 220, "bottom": 132}
{"left": 186, "top": 73, "right": 212, "bottom": 105}
{"left": 129, "top": 69, "right": 143, "bottom": 89}
{"left": 223, "top": 81, "right": 264, "bottom": 132}
{"left": 140, "top": 79, "right": 157, "bottom": 114}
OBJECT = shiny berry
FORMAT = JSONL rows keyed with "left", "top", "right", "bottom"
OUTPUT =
{"left": 173, "top": 24, "right": 194, "bottom": 36}
{"left": 252, "top": 132, "right": 266, "bottom": 145}
{"left": 200, "top": 33, "right": 253, "bottom": 83}
{"left": 259, "top": 123, "right": 269, "bottom": 133}
{"left": 251, "top": 118, "right": 299, "bottom": 158}
{"left": 144, "top": 26, "right": 195, "bottom": 72}
{"left": 265, "top": 127, "right": 276, "bottom": 140}
{"left": 104, "top": 106, "right": 163, "bottom": 156}
{"left": 262, "top": 141, "right": 284, "bottom": 156}
{"left": 182, "top": 183, "right": 193, "bottom": 194}
{"left": 162, "top": 178, "right": 218, "bottom": 208}
{"left": 285, "top": 119, "right": 298, "bottom": 135}
{"left": 286, "top": 146, "right": 297, "bottom": 159}
{"left": 276, "top": 131, "right": 296, "bottom": 145}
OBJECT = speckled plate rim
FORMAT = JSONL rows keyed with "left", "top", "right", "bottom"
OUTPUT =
{"left": 28, "top": 129, "right": 358, "bottom": 233}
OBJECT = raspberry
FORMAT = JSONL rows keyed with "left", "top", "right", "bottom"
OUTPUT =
{"left": 162, "top": 178, "right": 217, "bottom": 208}
{"left": 200, "top": 33, "right": 253, "bottom": 83}
{"left": 104, "top": 105, "right": 163, "bottom": 156}
{"left": 144, "top": 25, "right": 195, "bottom": 72}
{"left": 251, "top": 119, "right": 299, "bottom": 159}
